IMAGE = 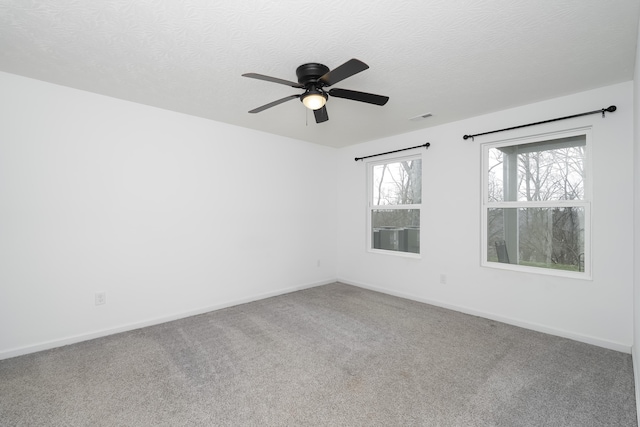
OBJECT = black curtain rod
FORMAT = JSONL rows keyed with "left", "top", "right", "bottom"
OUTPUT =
{"left": 462, "top": 105, "right": 617, "bottom": 141}
{"left": 354, "top": 142, "right": 430, "bottom": 162}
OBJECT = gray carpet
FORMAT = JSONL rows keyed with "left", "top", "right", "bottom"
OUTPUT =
{"left": 0, "top": 283, "right": 636, "bottom": 426}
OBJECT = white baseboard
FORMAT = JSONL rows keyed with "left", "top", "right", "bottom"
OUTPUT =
{"left": 339, "top": 278, "right": 632, "bottom": 354}
{"left": 0, "top": 278, "right": 336, "bottom": 361}
{"left": 633, "top": 346, "right": 640, "bottom": 426}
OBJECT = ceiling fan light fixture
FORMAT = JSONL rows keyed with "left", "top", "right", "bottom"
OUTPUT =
{"left": 301, "top": 89, "right": 327, "bottom": 110}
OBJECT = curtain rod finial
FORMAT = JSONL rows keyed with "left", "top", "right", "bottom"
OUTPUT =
{"left": 602, "top": 105, "right": 616, "bottom": 117}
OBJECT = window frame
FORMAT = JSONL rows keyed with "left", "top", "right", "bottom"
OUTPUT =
{"left": 366, "top": 153, "right": 422, "bottom": 258}
{"left": 480, "top": 127, "right": 592, "bottom": 279}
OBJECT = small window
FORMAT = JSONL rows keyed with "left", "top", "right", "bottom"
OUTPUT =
{"left": 482, "top": 130, "right": 591, "bottom": 277}
{"left": 367, "top": 155, "right": 422, "bottom": 255}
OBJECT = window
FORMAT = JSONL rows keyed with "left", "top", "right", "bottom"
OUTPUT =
{"left": 367, "top": 155, "right": 422, "bottom": 255}
{"left": 482, "top": 129, "right": 591, "bottom": 277}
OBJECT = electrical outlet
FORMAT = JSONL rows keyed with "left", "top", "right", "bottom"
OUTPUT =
{"left": 95, "top": 292, "right": 106, "bottom": 306}
{"left": 439, "top": 274, "right": 447, "bottom": 285}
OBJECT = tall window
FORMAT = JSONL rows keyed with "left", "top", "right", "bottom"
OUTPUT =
{"left": 368, "top": 155, "right": 422, "bottom": 255}
{"left": 482, "top": 130, "right": 590, "bottom": 277}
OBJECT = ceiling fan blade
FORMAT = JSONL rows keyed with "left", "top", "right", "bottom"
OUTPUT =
{"left": 242, "top": 73, "right": 304, "bottom": 88}
{"left": 319, "top": 59, "right": 369, "bottom": 87}
{"left": 314, "top": 106, "right": 329, "bottom": 123}
{"left": 328, "top": 88, "right": 389, "bottom": 106}
{"left": 248, "top": 95, "right": 300, "bottom": 113}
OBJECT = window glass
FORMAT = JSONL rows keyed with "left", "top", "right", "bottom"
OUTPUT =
{"left": 372, "top": 209, "right": 420, "bottom": 253}
{"left": 487, "top": 207, "right": 585, "bottom": 272}
{"left": 372, "top": 160, "right": 422, "bottom": 205}
{"left": 488, "top": 135, "right": 585, "bottom": 202}
{"left": 368, "top": 157, "right": 421, "bottom": 255}
{"left": 483, "top": 131, "right": 590, "bottom": 277}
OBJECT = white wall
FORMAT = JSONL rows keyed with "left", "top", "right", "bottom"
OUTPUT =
{"left": 632, "top": 15, "right": 640, "bottom": 422}
{"left": 0, "top": 72, "right": 337, "bottom": 359}
{"left": 337, "top": 82, "right": 635, "bottom": 352}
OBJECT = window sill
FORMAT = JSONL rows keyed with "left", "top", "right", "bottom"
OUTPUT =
{"left": 482, "top": 260, "right": 592, "bottom": 280}
{"left": 368, "top": 248, "right": 421, "bottom": 259}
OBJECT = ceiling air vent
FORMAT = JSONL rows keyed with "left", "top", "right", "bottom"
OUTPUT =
{"left": 409, "top": 112, "right": 433, "bottom": 121}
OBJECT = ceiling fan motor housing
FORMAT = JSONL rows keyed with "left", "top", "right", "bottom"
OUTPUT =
{"left": 296, "top": 63, "right": 330, "bottom": 86}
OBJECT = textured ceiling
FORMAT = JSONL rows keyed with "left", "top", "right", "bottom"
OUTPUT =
{"left": 1, "top": 1, "right": 638, "bottom": 148}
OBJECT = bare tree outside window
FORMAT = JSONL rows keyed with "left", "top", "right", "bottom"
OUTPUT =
{"left": 370, "top": 158, "right": 421, "bottom": 254}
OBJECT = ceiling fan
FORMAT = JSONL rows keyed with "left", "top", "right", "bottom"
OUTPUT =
{"left": 242, "top": 58, "right": 389, "bottom": 123}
